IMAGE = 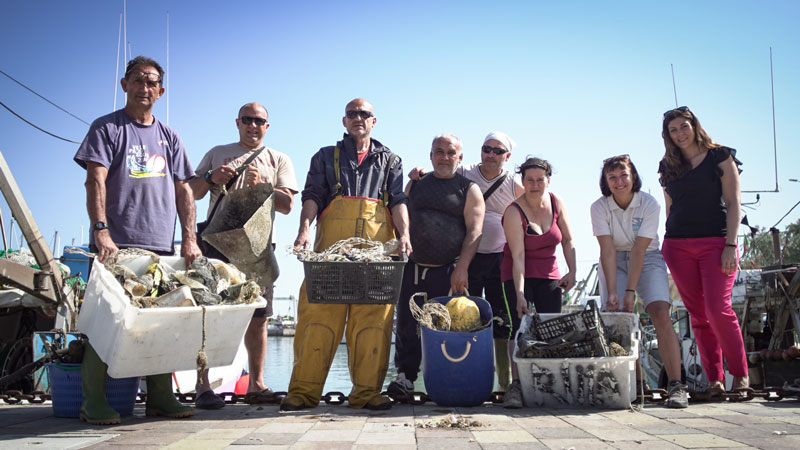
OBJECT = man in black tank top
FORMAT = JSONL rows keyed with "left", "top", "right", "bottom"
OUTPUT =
{"left": 389, "top": 134, "right": 485, "bottom": 399}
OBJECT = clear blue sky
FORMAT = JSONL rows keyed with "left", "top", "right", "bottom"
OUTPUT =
{"left": 1, "top": 1, "right": 798, "bottom": 298}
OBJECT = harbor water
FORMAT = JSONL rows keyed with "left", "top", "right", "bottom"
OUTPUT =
{"left": 262, "top": 336, "right": 407, "bottom": 394}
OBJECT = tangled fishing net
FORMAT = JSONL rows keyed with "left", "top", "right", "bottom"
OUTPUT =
{"left": 291, "top": 237, "right": 399, "bottom": 262}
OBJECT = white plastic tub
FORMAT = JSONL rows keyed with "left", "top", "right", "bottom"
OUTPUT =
{"left": 513, "top": 312, "right": 640, "bottom": 409}
{"left": 77, "top": 256, "right": 266, "bottom": 378}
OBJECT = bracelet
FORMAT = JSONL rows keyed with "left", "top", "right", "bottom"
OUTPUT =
{"left": 725, "top": 243, "right": 737, "bottom": 247}
{"left": 625, "top": 289, "right": 635, "bottom": 293}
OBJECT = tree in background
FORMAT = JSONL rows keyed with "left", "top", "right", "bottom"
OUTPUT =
{"left": 740, "top": 218, "right": 800, "bottom": 269}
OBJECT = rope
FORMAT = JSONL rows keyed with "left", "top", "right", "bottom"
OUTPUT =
{"left": 0, "top": 100, "right": 81, "bottom": 144}
{"left": 408, "top": 292, "right": 451, "bottom": 332}
{"left": 292, "top": 237, "right": 397, "bottom": 262}
{"left": 196, "top": 305, "right": 208, "bottom": 380}
{"left": 0, "top": 69, "right": 90, "bottom": 125}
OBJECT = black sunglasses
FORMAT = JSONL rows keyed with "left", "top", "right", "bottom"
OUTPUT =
{"left": 663, "top": 106, "right": 690, "bottom": 117}
{"left": 603, "top": 154, "right": 631, "bottom": 164}
{"left": 240, "top": 116, "right": 267, "bottom": 126}
{"left": 345, "top": 110, "right": 374, "bottom": 120}
{"left": 481, "top": 145, "right": 508, "bottom": 155}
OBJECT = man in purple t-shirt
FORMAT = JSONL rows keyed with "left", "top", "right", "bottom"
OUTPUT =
{"left": 73, "top": 56, "right": 199, "bottom": 425}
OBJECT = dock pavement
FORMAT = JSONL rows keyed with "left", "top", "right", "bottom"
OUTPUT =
{"left": 2, "top": 399, "right": 800, "bottom": 449}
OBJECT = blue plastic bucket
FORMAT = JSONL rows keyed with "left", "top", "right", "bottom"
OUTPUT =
{"left": 420, "top": 295, "right": 494, "bottom": 406}
{"left": 61, "top": 246, "right": 91, "bottom": 282}
{"left": 46, "top": 363, "right": 139, "bottom": 418}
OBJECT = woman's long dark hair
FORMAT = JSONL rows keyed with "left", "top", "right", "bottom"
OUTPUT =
{"left": 659, "top": 107, "right": 718, "bottom": 184}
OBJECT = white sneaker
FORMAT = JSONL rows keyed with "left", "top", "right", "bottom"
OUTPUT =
{"left": 503, "top": 380, "right": 523, "bottom": 409}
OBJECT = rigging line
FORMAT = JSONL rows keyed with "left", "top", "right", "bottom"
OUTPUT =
{"left": 772, "top": 200, "right": 800, "bottom": 230}
{"left": 0, "top": 69, "right": 90, "bottom": 126}
{"left": 0, "top": 100, "right": 80, "bottom": 144}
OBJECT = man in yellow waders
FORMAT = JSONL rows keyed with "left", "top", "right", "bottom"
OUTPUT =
{"left": 281, "top": 98, "right": 411, "bottom": 411}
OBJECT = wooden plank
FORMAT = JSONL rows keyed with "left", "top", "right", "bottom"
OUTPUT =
{"left": 0, "top": 151, "right": 63, "bottom": 304}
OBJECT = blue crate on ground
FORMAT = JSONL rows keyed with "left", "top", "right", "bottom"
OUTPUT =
{"left": 46, "top": 363, "right": 139, "bottom": 418}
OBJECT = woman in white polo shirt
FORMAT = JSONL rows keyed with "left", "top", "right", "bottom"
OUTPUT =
{"left": 590, "top": 155, "right": 687, "bottom": 408}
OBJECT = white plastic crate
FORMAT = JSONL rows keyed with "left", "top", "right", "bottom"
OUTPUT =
{"left": 77, "top": 256, "right": 266, "bottom": 378}
{"left": 513, "top": 312, "right": 640, "bottom": 409}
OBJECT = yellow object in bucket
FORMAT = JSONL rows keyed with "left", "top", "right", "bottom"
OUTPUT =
{"left": 445, "top": 296, "right": 481, "bottom": 332}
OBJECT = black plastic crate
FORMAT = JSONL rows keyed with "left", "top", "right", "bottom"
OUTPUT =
{"left": 303, "top": 256, "right": 406, "bottom": 304}
{"left": 518, "top": 301, "right": 611, "bottom": 358}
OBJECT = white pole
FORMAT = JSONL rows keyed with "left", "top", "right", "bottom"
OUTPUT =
{"left": 114, "top": 12, "right": 122, "bottom": 111}
{"left": 166, "top": 11, "right": 170, "bottom": 125}
{"left": 123, "top": 0, "right": 127, "bottom": 64}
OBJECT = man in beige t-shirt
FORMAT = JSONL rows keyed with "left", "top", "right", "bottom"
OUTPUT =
{"left": 189, "top": 102, "right": 298, "bottom": 409}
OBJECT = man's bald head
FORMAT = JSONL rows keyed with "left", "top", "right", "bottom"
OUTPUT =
{"left": 345, "top": 98, "right": 373, "bottom": 114}
{"left": 238, "top": 102, "right": 268, "bottom": 119}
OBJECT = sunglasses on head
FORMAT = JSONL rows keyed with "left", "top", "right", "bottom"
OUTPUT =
{"left": 345, "top": 110, "right": 374, "bottom": 120}
{"left": 126, "top": 70, "right": 161, "bottom": 88}
{"left": 663, "top": 106, "right": 690, "bottom": 117}
{"left": 239, "top": 116, "right": 267, "bottom": 126}
{"left": 481, "top": 145, "right": 508, "bottom": 155}
{"left": 603, "top": 154, "right": 631, "bottom": 164}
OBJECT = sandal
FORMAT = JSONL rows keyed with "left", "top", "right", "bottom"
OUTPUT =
{"left": 244, "top": 388, "right": 276, "bottom": 404}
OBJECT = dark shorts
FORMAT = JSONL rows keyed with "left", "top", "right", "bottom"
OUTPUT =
{"left": 468, "top": 252, "right": 510, "bottom": 339}
{"left": 502, "top": 278, "right": 562, "bottom": 339}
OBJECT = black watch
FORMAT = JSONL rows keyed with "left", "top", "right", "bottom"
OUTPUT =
{"left": 93, "top": 221, "right": 108, "bottom": 232}
{"left": 204, "top": 170, "right": 216, "bottom": 185}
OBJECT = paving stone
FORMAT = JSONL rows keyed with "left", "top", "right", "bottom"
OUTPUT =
{"left": 584, "top": 426, "right": 660, "bottom": 442}
{"left": 0, "top": 433, "right": 115, "bottom": 449}
{"left": 471, "top": 429, "right": 538, "bottom": 443}
{"left": 667, "top": 418, "right": 737, "bottom": 429}
{"left": 164, "top": 438, "right": 235, "bottom": 449}
{"left": 311, "top": 419, "right": 367, "bottom": 430}
{"left": 741, "top": 421, "right": 800, "bottom": 434}
{"left": 296, "top": 429, "right": 359, "bottom": 442}
{"left": 361, "top": 421, "right": 414, "bottom": 432}
{"left": 287, "top": 442, "right": 354, "bottom": 450}
{"left": 658, "top": 433, "right": 748, "bottom": 448}
{"left": 355, "top": 431, "right": 416, "bottom": 445}
{"left": 601, "top": 409, "right": 667, "bottom": 425}
{"left": 414, "top": 427, "right": 471, "bottom": 438}
{"left": 561, "top": 414, "right": 621, "bottom": 429}
{"left": 709, "top": 413, "right": 785, "bottom": 425}
{"left": 611, "top": 440, "right": 687, "bottom": 450}
{"left": 643, "top": 407, "right": 705, "bottom": 419}
{"left": 103, "top": 431, "right": 190, "bottom": 445}
{"left": 415, "top": 437, "right": 481, "bottom": 449}
{"left": 538, "top": 437, "right": 618, "bottom": 449}
{"left": 222, "top": 445, "right": 290, "bottom": 450}
{"left": 230, "top": 433, "right": 301, "bottom": 445}
{"left": 512, "top": 415, "right": 573, "bottom": 428}
{"left": 351, "top": 444, "right": 417, "bottom": 450}
{"left": 631, "top": 422, "right": 706, "bottom": 435}
{"left": 528, "top": 426, "right": 594, "bottom": 439}
{"left": 256, "top": 422, "right": 314, "bottom": 433}
{"left": 190, "top": 428, "right": 255, "bottom": 440}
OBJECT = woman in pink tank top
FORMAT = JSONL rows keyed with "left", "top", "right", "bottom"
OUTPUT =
{"left": 499, "top": 157, "right": 576, "bottom": 408}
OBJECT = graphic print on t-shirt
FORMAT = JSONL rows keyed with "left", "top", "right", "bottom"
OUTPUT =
{"left": 127, "top": 144, "right": 167, "bottom": 178}
{"left": 632, "top": 217, "right": 643, "bottom": 233}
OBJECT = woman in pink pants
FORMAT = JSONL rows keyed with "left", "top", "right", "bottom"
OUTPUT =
{"left": 658, "top": 107, "right": 748, "bottom": 395}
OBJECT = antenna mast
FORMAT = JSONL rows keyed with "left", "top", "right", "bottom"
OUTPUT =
{"left": 743, "top": 47, "right": 780, "bottom": 193}
{"left": 670, "top": 63, "right": 678, "bottom": 107}
{"left": 114, "top": 12, "right": 122, "bottom": 111}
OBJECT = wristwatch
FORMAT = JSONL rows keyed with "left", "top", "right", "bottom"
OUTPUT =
{"left": 204, "top": 170, "right": 215, "bottom": 185}
{"left": 93, "top": 221, "right": 108, "bottom": 232}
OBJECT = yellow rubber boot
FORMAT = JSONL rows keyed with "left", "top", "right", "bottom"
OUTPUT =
{"left": 346, "top": 303, "right": 394, "bottom": 409}
{"left": 282, "top": 282, "right": 346, "bottom": 410}
{"left": 494, "top": 338, "right": 511, "bottom": 392}
{"left": 80, "top": 343, "right": 121, "bottom": 425}
{"left": 145, "top": 374, "right": 194, "bottom": 418}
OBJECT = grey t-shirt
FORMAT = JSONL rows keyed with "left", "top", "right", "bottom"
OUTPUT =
{"left": 74, "top": 109, "right": 195, "bottom": 253}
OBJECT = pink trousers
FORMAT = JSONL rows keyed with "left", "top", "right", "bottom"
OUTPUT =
{"left": 662, "top": 237, "right": 747, "bottom": 381}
